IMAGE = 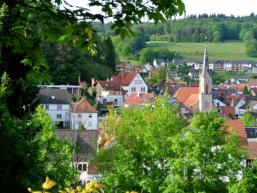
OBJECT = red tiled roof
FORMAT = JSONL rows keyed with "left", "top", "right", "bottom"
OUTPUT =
{"left": 124, "top": 92, "right": 155, "bottom": 106}
{"left": 224, "top": 120, "right": 248, "bottom": 147}
{"left": 184, "top": 94, "right": 198, "bottom": 107}
{"left": 97, "top": 80, "right": 121, "bottom": 91}
{"left": 248, "top": 142, "right": 257, "bottom": 160}
{"left": 73, "top": 98, "right": 97, "bottom": 113}
{"left": 249, "top": 79, "right": 257, "bottom": 86}
{"left": 225, "top": 95, "right": 244, "bottom": 106}
{"left": 224, "top": 120, "right": 257, "bottom": 160}
{"left": 97, "top": 71, "right": 139, "bottom": 91}
{"left": 173, "top": 87, "right": 199, "bottom": 104}
{"left": 221, "top": 106, "right": 235, "bottom": 117}
{"left": 112, "top": 71, "right": 138, "bottom": 86}
{"left": 231, "top": 84, "right": 247, "bottom": 91}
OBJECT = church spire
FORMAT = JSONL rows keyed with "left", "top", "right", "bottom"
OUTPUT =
{"left": 199, "top": 45, "right": 212, "bottom": 113}
{"left": 201, "top": 45, "right": 208, "bottom": 76}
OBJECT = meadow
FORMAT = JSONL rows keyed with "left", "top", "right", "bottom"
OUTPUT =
{"left": 146, "top": 41, "right": 257, "bottom": 62}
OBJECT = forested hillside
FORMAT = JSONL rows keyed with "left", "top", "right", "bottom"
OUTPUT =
{"left": 94, "top": 14, "right": 257, "bottom": 59}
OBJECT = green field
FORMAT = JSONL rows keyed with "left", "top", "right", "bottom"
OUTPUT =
{"left": 146, "top": 41, "right": 257, "bottom": 61}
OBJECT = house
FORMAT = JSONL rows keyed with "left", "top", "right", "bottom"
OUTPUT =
{"left": 188, "top": 70, "right": 200, "bottom": 80}
{"left": 224, "top": 95, "right": 246, "bottom": 117}
{"left": 38, "top": 85, "right": 82, "bottom": 96}
{"left": 174, "top": 46, "right": 213, "bottom": 113}
{"left": 249, "top": 79, "right": 257, "bottom": 88}
{"left": 174, "top": 87, "right": 199, "bottom": 111}
{"left": 124, "top": 92, "right": 155, "bottom": 107}
{"left": 241, "top": 100, "right": 257, "bottom": 112}
{"left": 153, "top": 59, "right": 166, "bottom": 67}
{"left": 220, "top": 106, "right": 236, "bottom": 118}
{"left": 192, "top": 61, "right": 202, "bottom": 70}
{"left": 250, "top": 88, "right": 257, "bottom": 96}
{"left": 115, "top": 61, "right": 133, "bottom": 72}
{"left": 70, "top": 98, "right": 98, "bottom": 130}
{"left": 94, "top": 80, "right": 125, "bottom": 107}
{"left": 172, "top": 59, "right": 184, "bottom": 66}
{"left": 224, "top": 120, "right": 257, "bottom": 162}
{"left": 250, "top": 63, "right": 257, "bottom": 73}
{"left": 212, "top": 60, "right": 225, "bottom": 71}
{"left": 37, "top": 88, "right": 71, "bottom": 128}
{"left": 213, "top": 97, "right": 227, "bottom": 109}
{"left": 56, "top": 129, "right": 100, "bottom": 182}
{"left": 94, "top": 71, "right": 148, "bottom": 106}
{"left": 225, "top": 120, "right": 257, "bottom": 161}
{"left": 224, "top": 61, "right": 232, "bottom": 71}
{"left": 230, "top": 77, "right": 248, "bottom": 84}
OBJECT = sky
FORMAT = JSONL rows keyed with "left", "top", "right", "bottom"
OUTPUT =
{"left": 68, "top": 0, "right": 257, "bottom": 17}
{"left": 183, "top": 0, "right": 257, "bottom": 16}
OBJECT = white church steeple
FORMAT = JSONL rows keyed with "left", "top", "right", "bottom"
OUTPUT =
{"left": 199, "top": 46, "right": 212, "bottom": 112}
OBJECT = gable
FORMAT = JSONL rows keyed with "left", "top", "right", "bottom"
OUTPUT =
{"left": 128, "top": 73, "right": 147, "bottom": 88}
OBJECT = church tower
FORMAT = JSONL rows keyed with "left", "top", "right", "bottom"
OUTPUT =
{"left": 199, "top": 46, "right": 212, "bottom": 112}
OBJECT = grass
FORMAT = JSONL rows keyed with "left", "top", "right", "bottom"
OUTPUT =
{"left": 146, "top": 41, "right": 257, "bottom": 62}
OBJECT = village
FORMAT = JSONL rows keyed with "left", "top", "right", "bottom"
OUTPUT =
{"left": 36, "top": 47, "right": 257, "bottom": 182}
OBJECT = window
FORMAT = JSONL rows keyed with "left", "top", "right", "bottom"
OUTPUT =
{"left": 103, "top": 99, "right": 107, "bottom": 105}
{"left": 141, "top": 87, "right": 146, "bottom": 92}
{"left": 77, "top": 163, "right": 88, "bottom": 172}
{"left": 57, "top": 104, "right": 62, "bottom": 110}
{"left": 45, "top": 104, "right": 49, "bottom": 110}
{"left": 56, "top": 114, "right": 62, "bottom": 119}
{"left": 114, "top": 99, "right": 118, "bottom": 105}
{"left": 88, "top": 114, "right": 92, "bottom": 118}
{"left": 131, "top": 87, "right": 136, "bottom": 92}
{"left": 78, "top": 114, "right": 81, "bottom": 118}
{"left": 134, "top": 80, "right": 142, "bottom": 84}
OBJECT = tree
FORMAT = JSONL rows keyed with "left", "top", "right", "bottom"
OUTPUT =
{"left": 0, "top": 74, "right": 76, "bottom": 193}
{"left": 103, "top": 37, "right": 116, "bottom": 70}
{"left": 164, "top": 112, "right": 246, "bottom": 193}
{"left": 178, "top": 63, "right": 192, "bottom": 83}
{"left": 241, "top": 112, "right": 257, "bottom": 127}
{"left": 147, "top": 67, "right": 167, "bottom": 87}
{"left": 139, "top": 48, "right": 156, "bottom": 64}
{"left": 229, "top": 159, "right": 257, "bottom": 193}
{"left": 0, "top": 1, "right": 185, "bottom": 192}
{"left": 96, "top": 97, "right": 185, "bottom": 193}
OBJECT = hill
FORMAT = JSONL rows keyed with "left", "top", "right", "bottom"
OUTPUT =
{"left": 146, "top": 41, "right": 257, "bottom": 62}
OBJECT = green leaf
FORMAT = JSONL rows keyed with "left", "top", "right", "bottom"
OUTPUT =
{"left": 20, "top": 58, "right": 32, "bottom": 66}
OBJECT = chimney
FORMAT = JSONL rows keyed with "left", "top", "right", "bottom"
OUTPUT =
{"left": 137, "top": 92, "right": 140, "bottom": 97}
{"left": 106, "top": 78, "right": 109, "bottom": 82}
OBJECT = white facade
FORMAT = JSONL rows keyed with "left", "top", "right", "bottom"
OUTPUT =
{"left": 208, "top": 63, "right": 214, "bottom": 70}
{"left": 98, "top": 90, "right": 124, "bottom": 107}
{"left": 153, "top": 59, "right": 166, "bottom": 67}
{"left": 194, "top": 63, "right": 201, "bottom": 70}
{"left": 122, "top": 74, "right": 148, "bottom": 99}
{"left": 71, "top": 112, "right": 98, "bottom": 130}
{"left": 224, "top": 62, "right": 232, "bottom": 71}
{"left": 44, "top": 104, "right": 70, "bottom": 127}
{"left": 213, "top": 99, "right": 226, "bottom": 108}
{"left": 234, "top": 98, "right": 246, "bottom": 117}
